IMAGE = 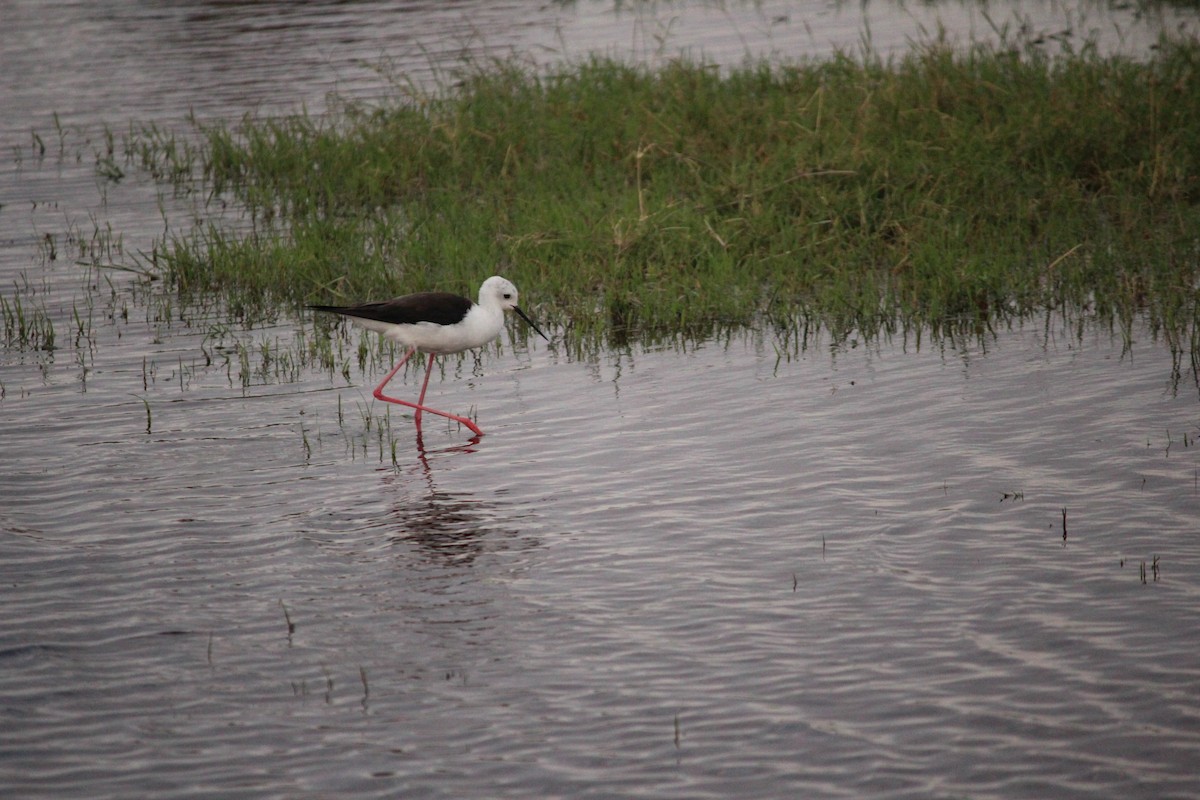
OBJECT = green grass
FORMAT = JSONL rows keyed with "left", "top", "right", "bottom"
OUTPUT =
{"left": 128, "top": 30, "right": 1200, "bottom": 351}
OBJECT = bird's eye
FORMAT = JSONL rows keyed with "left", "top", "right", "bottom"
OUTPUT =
{"left": 503, "top": 293, "right": 512, "bottom": 300}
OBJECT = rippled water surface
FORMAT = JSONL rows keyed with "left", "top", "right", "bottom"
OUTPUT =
{"left": 3, "top": 2, "right": 1200, "bottom": 798}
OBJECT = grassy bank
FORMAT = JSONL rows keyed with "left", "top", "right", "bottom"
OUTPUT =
{"left": 129, "top": 32, "right": 1200, "bottom": 349}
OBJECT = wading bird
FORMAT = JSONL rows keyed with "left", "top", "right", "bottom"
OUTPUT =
{"left": 311, "top": 276, "right": 547, "bottom": 436}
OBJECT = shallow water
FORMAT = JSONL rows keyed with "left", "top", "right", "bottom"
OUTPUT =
{"left": 3, "top": 310, "right": 1200, "bottom": 799}
{"left": 2, "top": 0, "right": 1191, "bottom": 130}
{"left": 3, "top": 2, "right": 1200, "bottom": 798}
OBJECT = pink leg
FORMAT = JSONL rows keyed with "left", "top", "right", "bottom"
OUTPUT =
{"left": 371, "top": 347, "right": 419, "bottom": 400}
{"left": 372, "top": 348, "right": 484, "bottom": 436}
{"left": 412, "top": 352, "right": 437, "bottom": 427}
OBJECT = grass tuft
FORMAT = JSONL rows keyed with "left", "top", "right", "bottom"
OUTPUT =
{"left": 128, "top": 31, "right": 1200, "bottom": 351}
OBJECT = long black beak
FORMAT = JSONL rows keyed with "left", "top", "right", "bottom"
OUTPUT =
{"left": 514, "top": 305, "right": 550, "bottom": 341}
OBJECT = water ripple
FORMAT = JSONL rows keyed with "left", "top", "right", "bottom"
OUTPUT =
{"left": 3, "top": 1, "right": 1200, "bottom": 795}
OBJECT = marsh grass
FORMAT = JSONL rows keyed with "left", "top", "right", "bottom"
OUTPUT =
{"left": 129, "top": 31, "right": 1200, "bottom": 350}
{"left": 0, "top": 293, "right": 56, "bottom": 352}
{"left": 2, "top": 189, "right": 139, "bottom": 361}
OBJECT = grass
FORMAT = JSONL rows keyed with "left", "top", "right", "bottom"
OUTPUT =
{"left": 1, "top": 194, "right": 135, "bottom": 358}
{"left": 0, "top": 293, "right": 56, "bottom": 352}
{"left": 125, "top": 28, "right": 1200, "bottom": 352}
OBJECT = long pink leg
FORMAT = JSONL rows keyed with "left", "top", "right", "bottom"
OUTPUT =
{"left": 371, "top": 347, "right": 419, "bottom": 401}
{"left": 372, "top": 348, "right": 484, "bottom": 436}
{"left": 412, "top": 352, "right": 437, "bottom": 426}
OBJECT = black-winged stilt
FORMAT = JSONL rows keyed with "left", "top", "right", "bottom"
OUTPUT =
{"left": 311, "top": 276, "right": 548, "bottom": 436}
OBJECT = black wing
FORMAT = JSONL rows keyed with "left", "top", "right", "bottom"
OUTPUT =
{"left": 310, "top": 292, "right": 472, "bottom": 327}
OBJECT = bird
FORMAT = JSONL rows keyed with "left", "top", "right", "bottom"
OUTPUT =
{"left": 310, "top": 276, "right": 548, "bottom": 436}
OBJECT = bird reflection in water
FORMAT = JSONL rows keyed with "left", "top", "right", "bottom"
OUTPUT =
{"left": 378, "top": 431, "right": 531, "bottom": 568}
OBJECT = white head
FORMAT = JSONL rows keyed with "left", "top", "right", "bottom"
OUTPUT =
{"left": 479, "top": 275, "right": 548, "bottom": 341}
{"left": 479, "top": 275, "right": 521, "bottom": 311}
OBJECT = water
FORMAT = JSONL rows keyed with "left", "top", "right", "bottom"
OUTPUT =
{"left": 3, "top": 2, "right": 1200, "bottom": 798}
